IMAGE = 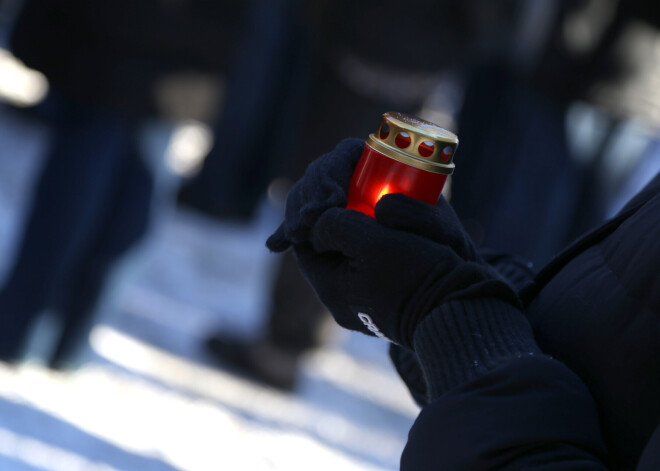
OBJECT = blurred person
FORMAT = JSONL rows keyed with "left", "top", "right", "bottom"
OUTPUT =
{"left": 167, "top": 0, "right": 315, "bottom": 390}
{"left": 0, "top": 92, "right": 154, "bottom": 367}
{"left": 0, "top": 0, "right": 242, "bottom": 367}
{"left": 264, "top": 1, "right": 660, "bottom": 469}
{"left": 452, "top": 0, "right": 660, "bottom": 266}
{"left": 177, "top": 0, "right": 307, "bottom": 223}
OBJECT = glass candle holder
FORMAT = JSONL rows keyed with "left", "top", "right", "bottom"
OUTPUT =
{"left": 347, "top": 112, "right": 458, "bottom": 217}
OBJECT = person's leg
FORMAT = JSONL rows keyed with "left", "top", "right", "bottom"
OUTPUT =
{"left": 0, "top": 102, "right": 136, "bottom": 360}
{"left": 178, "top": 0, "right": 307, "bottom": 221}
{"left": 264, "top": 250, "right": 326, "bottom": 354}
{"left": 206, "top": 250, "right": 327, "bottom": 390}
{"left": 49, "top": 136, "right": 154, "bottom": 368}
{"left": 451, "top": 65, "right": 583, "bottom": 267}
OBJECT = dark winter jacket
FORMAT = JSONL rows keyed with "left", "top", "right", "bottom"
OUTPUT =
{"left": 9, "top": 0, "right": 242, "bottom": 116}
{"left": 400, "top": 171, "right": 660, "bottom": 470}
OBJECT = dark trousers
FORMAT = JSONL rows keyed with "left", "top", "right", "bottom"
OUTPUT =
{"left": 0, "top": 99, "right": 154, "bottom": 366}
{"left": 265, "top": 250, "right": 326, "bottom": 354}
{"left": 180, "top": 0, "right": 307, "bottom": 220}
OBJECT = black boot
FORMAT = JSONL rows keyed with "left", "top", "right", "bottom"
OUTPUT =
{"left": 204, "top": 335, "right": 300, "bottom": 391}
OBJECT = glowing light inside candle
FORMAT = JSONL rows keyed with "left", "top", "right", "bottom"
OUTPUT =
{"left": 377, "top": 185, "right": 392, "bottom": 202}
{"left": 418, "top": 140, "right": 435, "bottom": 157}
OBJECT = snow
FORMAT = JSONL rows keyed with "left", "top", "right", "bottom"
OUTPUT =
{"left": 0, "top": 104, "right": 417, "bottom": 471}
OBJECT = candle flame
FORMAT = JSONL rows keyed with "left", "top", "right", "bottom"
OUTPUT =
{"left": 377, "top": 185, "right": 392, "bottom": 202}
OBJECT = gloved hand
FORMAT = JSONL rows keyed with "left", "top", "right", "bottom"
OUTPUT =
{"left": 266, "top": 138, "right": 364, "bottom": 252}
{"left": 293, "top": 193, "right": 520, "bottom": 347}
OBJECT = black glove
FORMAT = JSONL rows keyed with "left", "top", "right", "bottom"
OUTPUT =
{"left": 266, "top": 138, "right": 364, "bottom": 252}
{"left": 293, "top": 193, "right": 519, "bottom": 347}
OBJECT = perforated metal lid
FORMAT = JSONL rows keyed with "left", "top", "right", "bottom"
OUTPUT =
{"left": 367, "top": 111, "right": 459, "bottom": 174}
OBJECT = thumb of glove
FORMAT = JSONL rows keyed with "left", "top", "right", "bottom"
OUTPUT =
{"left": 266, "top": 223, "right": 290, "bottom": 252}
{"left": 375, "top": 193, "right": 479, "bottom": 262}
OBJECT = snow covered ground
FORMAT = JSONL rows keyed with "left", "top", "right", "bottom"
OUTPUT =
{"left": 0, "top": 104, "right": 418, "bottom": 471}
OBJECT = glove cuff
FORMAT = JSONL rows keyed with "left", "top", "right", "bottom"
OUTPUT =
{"left": 413, "top": 298, "right": 542, "bottom": 400}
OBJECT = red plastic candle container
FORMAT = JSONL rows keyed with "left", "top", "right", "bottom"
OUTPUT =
{"left": 347, "top": 112, "right": 459, "bottom": 217}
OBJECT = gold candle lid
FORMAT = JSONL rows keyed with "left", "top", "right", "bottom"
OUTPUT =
{"left": 367, "top": 111, "right": 458, "bottom": 175}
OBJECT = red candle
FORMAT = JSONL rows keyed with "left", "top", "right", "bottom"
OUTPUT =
{"left": 347, "top": 112, "right": 458, "bottom": 217}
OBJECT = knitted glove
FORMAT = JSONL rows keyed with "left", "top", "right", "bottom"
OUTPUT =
{"left": 294, "top": 193, "right": 519, "bottom": 347}
{"left": 266, "top": 138, "right": 364, "bottom": 252}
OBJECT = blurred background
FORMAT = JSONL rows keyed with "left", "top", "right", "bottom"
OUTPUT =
{"left": 0, "top": 0, "right": 658, "bottom": 469}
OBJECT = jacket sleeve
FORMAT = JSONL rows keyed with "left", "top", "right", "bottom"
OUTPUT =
{"left": 401, "top": 298, "right": 610, "bottom": 470}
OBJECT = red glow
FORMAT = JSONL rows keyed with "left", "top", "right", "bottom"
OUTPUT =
{"left": 380, "top": 123, "right": 390, "bottom": 139}
{"left": 395, "top": 132, "right": 411, "bottom": 148}
{"left": 376, "top": 184, "right": 393, "bottom": 201}
{"left": 418, "top": 140, "right": 435, "bottom": 157}
{"left": 347, "top": 143, "right": 448, "bottom": 217}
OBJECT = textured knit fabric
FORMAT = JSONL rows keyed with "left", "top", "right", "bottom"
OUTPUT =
{"left": 413, "top": 298, "right": 542, "bottom": 399}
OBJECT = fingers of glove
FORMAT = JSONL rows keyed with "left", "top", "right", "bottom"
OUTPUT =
{"left": 375, "top": 193, "right": 478, "bottom": 260}
{"left": 323, "top": 137, "right": 366, "bottom": 175}
{"left": 299, "top": 138, "right": 364, "bottom": 205}
{"left": 293, "top": 244, "right": 369, "bottom": 334}
{"left": 309, "top": 206, "right": 383, "bottom": 258}
{"left": 293, "top": 244, "right": 344, "bottom": 310}
{"left": 282, "top": 138, "right": 365, "bottom": 245}
{"left": 265, "top": 223, "right": 290, "bottom": 252}
{"left": 293, "top": 242, "right": 336, "bottom": 281}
